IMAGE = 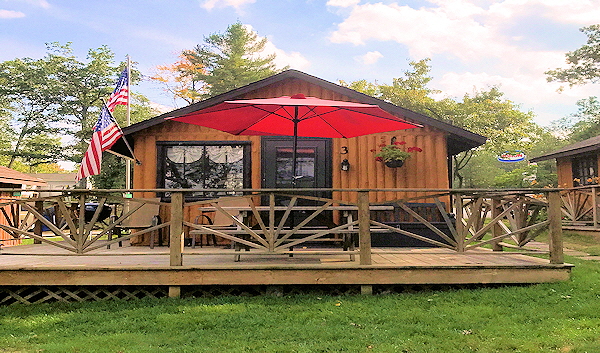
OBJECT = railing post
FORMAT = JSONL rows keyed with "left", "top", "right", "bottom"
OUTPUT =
{"left": 491, "top": 198, "right": 503, "bottom": 251}
{"left": 170, "top": 192, "right": 184, "bottom": 266}
{"left": 33, "top": 200, "right": 43, "bottom": 244}
{"left": 593, "top": 187, "right": 599, "bottom": 229}
{"left": 357, "top": 190, "right": 372, "bottom": 265}
{"left": 454, "top": 193, "right": 465, "bottom": 252}
{"left": 548, "top": 191, "right": 564, "bottom": 264}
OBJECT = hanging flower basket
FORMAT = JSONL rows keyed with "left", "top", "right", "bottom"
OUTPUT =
{"left": 371, "top": 139, "right": 422, "bottom": 168}
{"left": 384, "top": 159, "right": 404, "bottom": 168}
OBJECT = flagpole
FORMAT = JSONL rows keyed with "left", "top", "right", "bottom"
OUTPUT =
{"left": 125, "top": 56, "right": 132, "bottom": 190}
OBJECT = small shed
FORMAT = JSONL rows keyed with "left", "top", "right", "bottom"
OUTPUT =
{"left": 0, "top": 166, "right": 46, "bottom": 247}
{"left": 531, "top": 136, "right": 600, "bottom": 187}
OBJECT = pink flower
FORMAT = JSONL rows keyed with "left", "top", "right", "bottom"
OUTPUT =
{"left": 394, "top": 141, "right": 407, "bottom": 145}
{"left": 407, "top": 147, "right": 423, "bottom": 153}
{"left": 370, "top": 148, "right": 377, "bottom": 152}
{"left": 375, "top": 156, "right": 383, "bottom": 162}
{"left": 379, "top": 143, "right": 387, "bottom": 147}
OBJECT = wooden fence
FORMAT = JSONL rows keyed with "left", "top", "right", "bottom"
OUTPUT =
{"left": 0, "top": 188, "right": 565, "bottom": 265}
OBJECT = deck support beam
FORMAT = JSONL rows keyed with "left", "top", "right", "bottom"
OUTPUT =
{"left": 360, "top": 285, "right": 373, "bottom": 295}
{"left": 168, "top": 286, "right": 181, "bottom": 298}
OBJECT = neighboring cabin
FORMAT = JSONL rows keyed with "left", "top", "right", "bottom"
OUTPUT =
{"left": 0, "top": 166, "right": 46, "bottom": 247}
{"left": 531, "top": 135, "right": 600, "bottom": 187}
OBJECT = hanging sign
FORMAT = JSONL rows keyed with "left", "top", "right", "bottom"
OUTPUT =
{"left": 497, "top": 150, "right": 526, "bottom": 162}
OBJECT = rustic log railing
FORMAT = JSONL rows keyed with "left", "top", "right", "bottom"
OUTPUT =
{"left": 560, "top": 186, "right": 600, "bottom": 230}
{"left": 0, "top": 188, "right": 566, "bottom": 265}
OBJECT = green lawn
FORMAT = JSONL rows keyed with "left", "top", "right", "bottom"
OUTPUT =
{"left": 1, "top": 256, "right": 599, "bottom": 353}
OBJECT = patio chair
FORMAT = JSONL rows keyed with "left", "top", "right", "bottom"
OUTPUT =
{"left": 191, "top": 197, "right": 249, "bottom": 247}
{"left": 109, "top": 198, "right": 161, "bottom": 249}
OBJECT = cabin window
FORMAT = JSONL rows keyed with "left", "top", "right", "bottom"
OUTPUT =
{"left": 157, "top": 141, "right": 251, "bottom": 198}
{"left": 572, "top": 154, "right": 598, "bottom": 186}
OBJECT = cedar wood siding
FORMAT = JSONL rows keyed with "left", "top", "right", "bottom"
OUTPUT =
{"left": 557, "top": 157, "right": 572, "bottom": 188}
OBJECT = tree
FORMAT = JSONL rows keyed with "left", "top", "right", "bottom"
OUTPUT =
{"left": 340, "top": 60, "right": 545, "bottom": 187}
{"left": 0, "top": 53, "right": 64, "bottom": 168}
{"left": 545, "top": 25, "right": 600, "bottom": 146}
{"left": 340, "top": 59, "right": 439, "bottom": 115}
{"left": 546, "top": 24, "right": 600, "bottom": 86}
{"left": 151, "top": 54, "right": 205, "bottom": 105}
{"left": 182, "top": 22, "right": 284, "bottom": 98}
{"left": 555, "top": 96, "right": 600, "bottom": 142}
{"left": 49, "top": 42, "right": 144, "bottom": 157}
{"left": 0, "top": 42, "right": 158, "bottom": 186}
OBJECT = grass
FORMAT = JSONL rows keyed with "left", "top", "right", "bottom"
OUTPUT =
{"left": 0, "top": 256, "right": 599, "bottom": 353}
{"left": 535, "top": 230, "right": 600, "bottom": 256}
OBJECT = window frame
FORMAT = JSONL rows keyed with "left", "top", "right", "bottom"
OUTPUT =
{"left": 156, "top": 140, "right": 252, "bottom": 200}
{"left": 572, "top": 153, "right": 598, "bottom": 186}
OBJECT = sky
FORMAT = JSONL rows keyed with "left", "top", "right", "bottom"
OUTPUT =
{"left": 0, "top": 0, "right": 599, "bottom": 127}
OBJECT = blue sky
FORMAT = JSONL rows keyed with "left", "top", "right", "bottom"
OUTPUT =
{"left": 1, "top": 0, "right": 598, "bottom": 126}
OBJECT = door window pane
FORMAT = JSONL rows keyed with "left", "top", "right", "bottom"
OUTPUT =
{"left": 275, "top": 147, "right": 315, "bottom": 188}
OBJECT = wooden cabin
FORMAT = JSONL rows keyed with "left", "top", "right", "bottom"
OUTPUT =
{"left": 0, "top": 166, "right": 46, "bottom": 247}
{"left": 110, "top": 70, "right": 486, "bottom": 243}
{"left": 531, "top": 135, "right": 600, "bottom": 188}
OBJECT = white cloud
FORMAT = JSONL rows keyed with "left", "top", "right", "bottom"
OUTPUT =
{"left": 30, "top": 0, "right": 51, "bottom": 9}
{"left": 201, "top": 0, "right": 255, "bottom": 10}
{"left": 150, "top": 102, "right": 175, "bottom": 114}
{"left": 436, "top": 70, "right": 597, "bottom": 125}
{"left": 488, "top": 0, "right": 600, "bottom": 25}
{"left": 358, "top": 51, "right": 383, "bottom": 65}
{"left": 327, "top": 0, "right": 361, "bottom": 7}
{"left": 241, "top": 24, "right": 310, "bottom": 70}
{"left": 328, "top": 0, "right": 600, "bottom": 125}
{"left": 270, "top": 46, "right": 311, "bottom": 70}
{"left": 329, "top": 2, "right": 504, "bottom": 61}
{"left": 0, "top": 9, "right": 25, "bottom": 18}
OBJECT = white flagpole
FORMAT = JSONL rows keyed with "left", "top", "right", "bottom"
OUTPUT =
{"left": 125, "top": 55, "right": 132, "bottom": 190}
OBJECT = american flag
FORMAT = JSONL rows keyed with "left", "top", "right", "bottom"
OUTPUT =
{"left": 106, "top": 68, "right": 129, "bottom": 111}
{"left": 76, "top": 69, "right": 128, "bottom": 181}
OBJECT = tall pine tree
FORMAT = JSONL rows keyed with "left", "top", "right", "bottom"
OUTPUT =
{"left": 183, "top": 22, "right": 284, "bottom": 98}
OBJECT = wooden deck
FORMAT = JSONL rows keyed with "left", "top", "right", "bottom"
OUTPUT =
{"left": 0, "top": 242, "right": 572, "bottom": 287}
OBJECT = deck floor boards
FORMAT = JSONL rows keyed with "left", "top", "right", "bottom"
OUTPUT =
{"left": 0, "top": 242, "right": 572, "bottom": 286}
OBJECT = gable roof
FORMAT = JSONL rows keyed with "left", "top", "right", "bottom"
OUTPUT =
{"left": 111, "top": 69, "right": 486, "bottom": 157}
{"left": 0, "top": 166, "right": 47, "bottom": 186}
{"left": 530, "top": 135, "right": 600, "bottom": 162}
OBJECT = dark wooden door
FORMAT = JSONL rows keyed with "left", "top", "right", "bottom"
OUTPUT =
{"left": 262, "top": 136, "right": 332, "bottom": 191}
{"left": 261, "top": 137, "right": 333, "bottom": 226}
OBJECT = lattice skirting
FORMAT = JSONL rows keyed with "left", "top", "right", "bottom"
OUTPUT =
{"left": 0, "top": 286, "right": 169, "bottom": 305}
{"left": 0, "top": 283, "right": 516, "bottom": 305}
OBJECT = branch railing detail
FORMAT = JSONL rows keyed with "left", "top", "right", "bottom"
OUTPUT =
{"left": 0, "top": 188, "right": 565, "bottom": 265}
{"left": 0, "top": 192, "right": 170, "bottom": 254}
{"left": 560, "top": 186, "right": 600, "bottom": 228}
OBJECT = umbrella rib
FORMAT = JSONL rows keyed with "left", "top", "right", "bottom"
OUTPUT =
{"left": 301, "top": 106, "right": 348, "bottom": 138}
{"left": 236, "top": 105, "right": 295, "bottom": 135}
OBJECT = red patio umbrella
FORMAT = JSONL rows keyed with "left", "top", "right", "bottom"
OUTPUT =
{"left": 167, "top": 94, "right": 421, "bottom": 185}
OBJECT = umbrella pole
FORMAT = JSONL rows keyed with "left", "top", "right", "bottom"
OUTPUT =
{"left": 292, "top": 107, "right": 299, "bottom": 188}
